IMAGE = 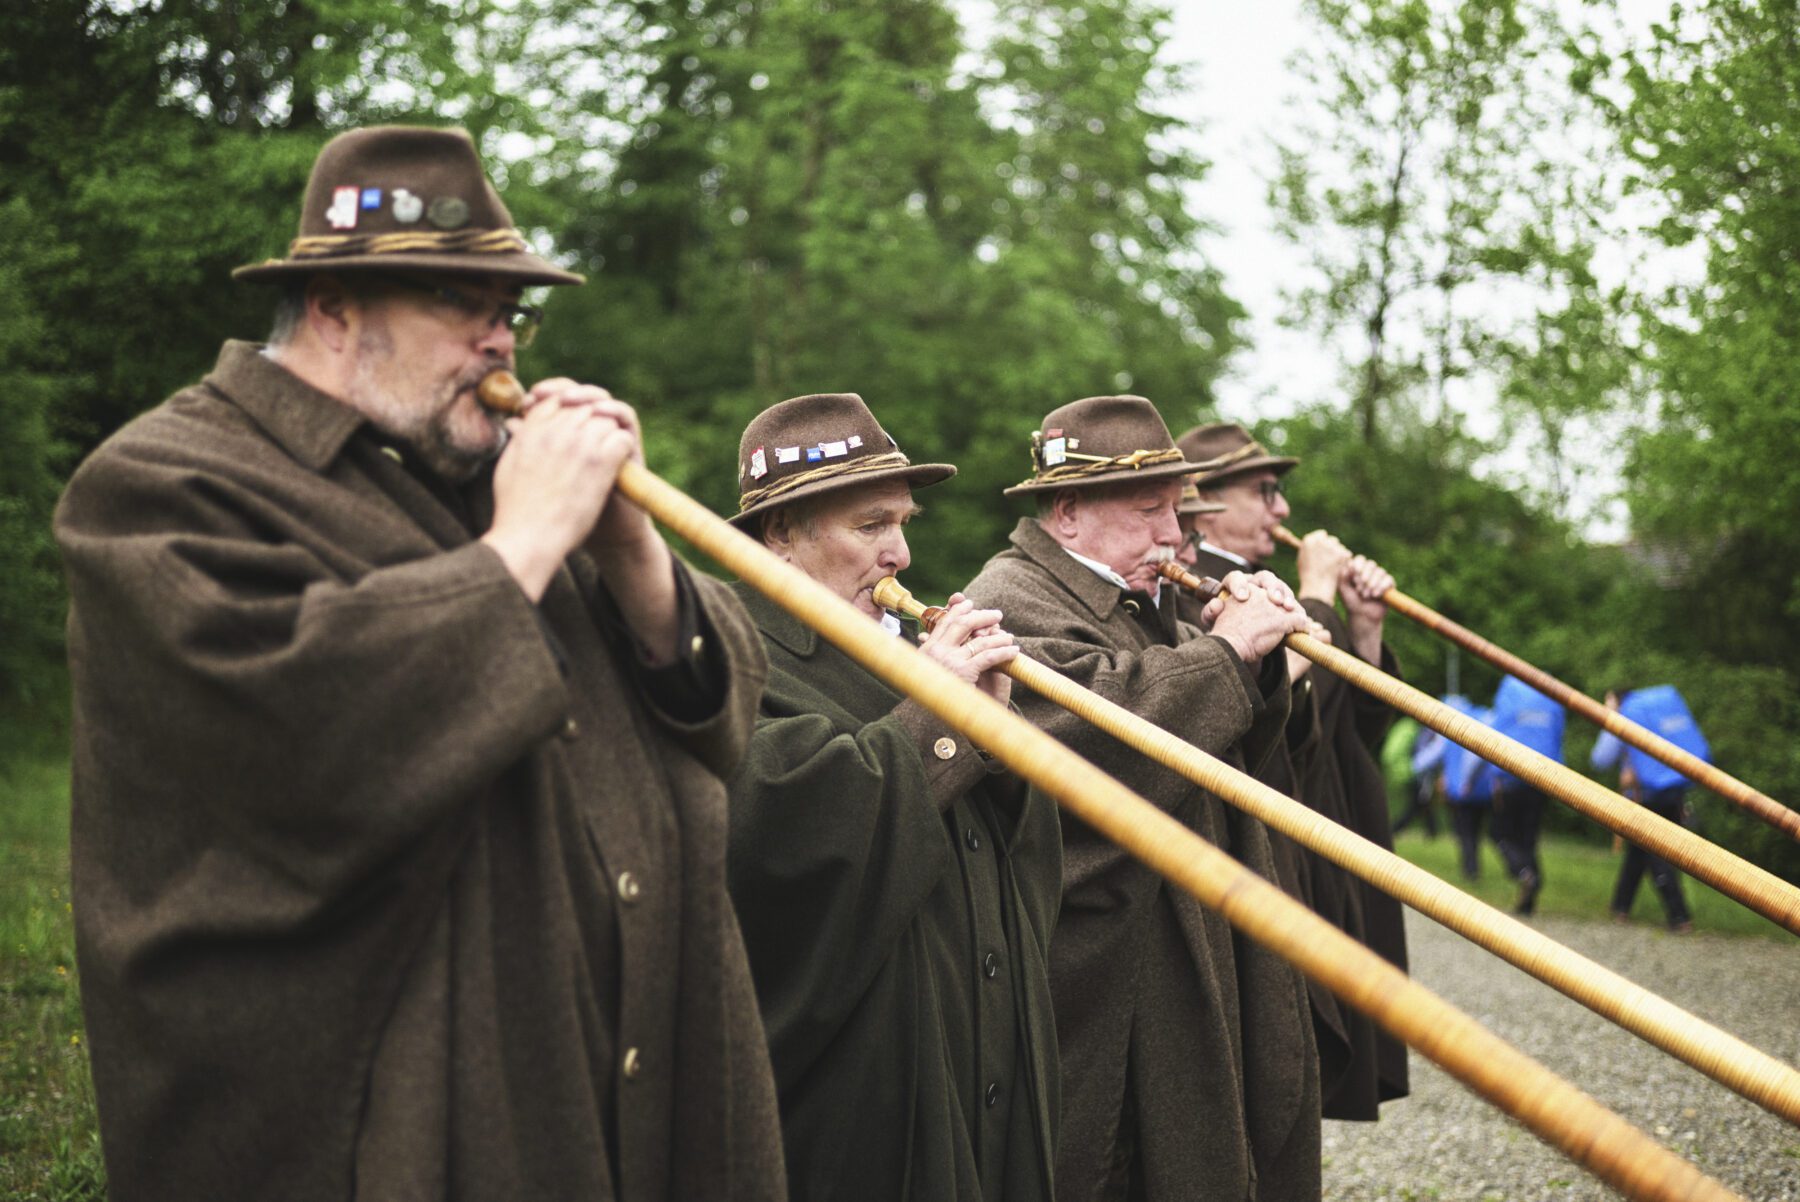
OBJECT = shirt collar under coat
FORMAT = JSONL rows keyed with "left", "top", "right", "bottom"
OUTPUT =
{"left": 203, "top": 340, "right": 371, "bottom": 472}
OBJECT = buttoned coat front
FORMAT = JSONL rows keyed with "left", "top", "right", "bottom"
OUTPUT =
{"left": 54, "top": 342, "right": 786, "bottom": 1202}
{"left": 966, "top": 520, "right": 1320, "bottom": 1202}
{"left": 726, "top": 585, "right": 1061, "bottom": 1202}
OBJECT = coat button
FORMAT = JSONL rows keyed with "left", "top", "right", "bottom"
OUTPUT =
{"left": 617, "top": 871, "right": 641, "bottom": 904}
{"left": 964, "top": 828, "right": 981, "bottom": 852}
{"left": 1122, "top": 598, "right": 1141, "bottom": 615}
{"left": 622, "top": 1047, "right": 642, "bottom": 1080}
{"left": 379, "top": 445, "right": 403, "bottom": 464}
{"left": 983, "top": 951, "right": 999, "bottom": 979}
{"left": 560, "top": 717, "right": 580, "bottom": 740}
{"left": 933, "top": 737, "right": 957, "bottom": 761}
{"left": 689, "top": 634, "right": 705, "bottom": 657}
{"left": 985, "top": 1081, "right": 1000, "bottom": 1108}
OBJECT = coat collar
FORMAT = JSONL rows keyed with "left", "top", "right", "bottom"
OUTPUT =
{"left": 204, "top": 340, "right": 369, "bottom": 472}
{"left": 1005, "top": 517, "right": 1132, "bottom": 623}
{"left": 732, "top": 579, "right": 913, "bottom": 660}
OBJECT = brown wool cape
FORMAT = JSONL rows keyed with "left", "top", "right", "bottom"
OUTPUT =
{"left": 1183, "top": 546, "right": 1410, "bottom": 1121}
{"left": 53, "top": 342, "right": 786, "bottom": 1202}
{"left": 726, "top": 585, "right": 1061, "bottom": 1202}
{"left": 966, "top": 519, "right": 1320, "bottom": 1202}
{"left": 1291, "top": 595, "right": 1412, "bottom": 1116}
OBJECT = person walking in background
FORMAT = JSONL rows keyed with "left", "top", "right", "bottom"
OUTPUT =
{"left": 1594, "top": 686, "right": 1708, "bottom": 932}
{"left": 1487, "top": 676, "right": 1566, "bottom": 916}
{"left": 1433, "top": 696, "right": 1494, "bottom": 881}
{"left": 1385, "top": 717, "right": 1438, "bottom": 838}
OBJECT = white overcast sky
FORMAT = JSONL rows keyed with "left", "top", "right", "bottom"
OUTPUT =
{"left": 1157, "top": 2, "right": 1696, "bottom": 539}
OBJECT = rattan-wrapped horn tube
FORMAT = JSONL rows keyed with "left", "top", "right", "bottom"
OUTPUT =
{"left": 874, "top": 577, "right": 1800, "bottom": 1127}
{"left": 1270, "top": 525, "right": 1800, "bottom": 843}
{"left": 476, "top": 370, "right": 1743, "bottom": 1200}
{"left": 1158, "top": 561, "right": 1800, "bottom": 937}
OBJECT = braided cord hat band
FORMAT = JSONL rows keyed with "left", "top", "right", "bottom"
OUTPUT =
{"left": 283, "top": 227, "right": 531, "bottom": 261}
{"left": 738, "top": 451, "right": 914, "bottom": 513}
{"left": 1010, "top": 447, "right": 1187, "bottom": 491}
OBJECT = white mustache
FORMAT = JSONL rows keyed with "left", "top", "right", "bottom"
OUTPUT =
{"left": 1145, "top": 546, "right": 1175, "bottom": 566}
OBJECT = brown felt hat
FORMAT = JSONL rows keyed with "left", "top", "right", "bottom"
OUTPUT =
{"left": 1004, "top": 396, "right": 1208, "bottom": 497}
{"left": 1177, "top": 483, "right": 1227, "bottom": 515}
{"left": 731, "top": 393, "right": 955, "bottom": 530}
{"left": 233, "top": 126, "right": 583, "bottom": 286}
{"left": 1176, "top": 422, "right": 1298, "bottom": 489}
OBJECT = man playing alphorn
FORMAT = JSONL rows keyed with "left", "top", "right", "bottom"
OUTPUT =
{"left": 725, "top": 392, "right": 1061, "bottom": 1201}
{"left": 54, "top": 126, "right": 784, "bottom": 1201}
{"left": 965, "top": 396, "right": 1320, "bottom": 1202}
{"left": 1177, "top": 420, "right": 1410, "bottom": 1122}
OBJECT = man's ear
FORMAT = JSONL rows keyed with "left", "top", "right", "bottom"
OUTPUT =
{"left": 761, "top": 508, "right": 794, "bottom": 561}
{"left": 305, "top": 274, "right": 362, "bottom": 353}
{"left": 1050, "top": 488, "right": 1082, "bottom": 539}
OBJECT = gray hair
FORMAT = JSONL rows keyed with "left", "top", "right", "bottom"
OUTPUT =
{"left": 265, "top": 281, "right": 310, "bottom": 347}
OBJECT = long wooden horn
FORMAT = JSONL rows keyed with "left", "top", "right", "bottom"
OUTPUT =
{"left": 875, "top": 576, "right": 1800, "bottom": 1126}
{"left": 477, "top": 372, "right": 1742, "bottom": 1199}
{"left": 1156, "top": 560, "right": 1800, "bottom": 937}
{"left": 1271, "top": 525, "right": 1800, "bottom": 842}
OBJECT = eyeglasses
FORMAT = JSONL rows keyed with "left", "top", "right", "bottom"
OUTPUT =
{"left": 1252, "top": 480, "right": 1284, "bottom": 504}
{"left": 376, "top": 275, "right": 544, "bottom": 347}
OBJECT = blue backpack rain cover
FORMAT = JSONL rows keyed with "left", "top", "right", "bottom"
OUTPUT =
{"left": 1619, "top": 685, "right": 1711, "bottom": 792}
{"left": 1488, "top": 675, "right": 1566, "bottom": 791}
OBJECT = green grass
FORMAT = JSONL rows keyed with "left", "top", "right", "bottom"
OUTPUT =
{"left": 1, "top": 751, "right": 105, "bottom": 1201}
{"left": 1392, "top": 825, "right": 1792, "bottom": 940}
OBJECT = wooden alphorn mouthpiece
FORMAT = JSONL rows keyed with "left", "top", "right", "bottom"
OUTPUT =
{"left": 872, "top": 577, "right": 948, "bottom": 630}
{"left": 1272, "top": 525, "right": 1304, "bottom": 552}
{"left": 477, "top": 370, "right": 528, "bottom": 415}
{"left": 1155, "top": 561, "right": 1224, "bottom": 600}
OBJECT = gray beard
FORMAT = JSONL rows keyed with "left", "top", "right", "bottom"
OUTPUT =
{"left": 347, "top": 327, "right": 500, "bottom": 483}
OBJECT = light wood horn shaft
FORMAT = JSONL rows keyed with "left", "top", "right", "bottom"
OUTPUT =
{"left": 1156, "top": 560, "right": 1800, "bottom": 936}
{"left": 876, "top": 575, "right": 1800, "bottom": 1126}
{"left": 1271, "top": 524, "right": 1800, "bottom": 842}
{"left": 476, "top": 372, "right": 1745, "bottom": 1198}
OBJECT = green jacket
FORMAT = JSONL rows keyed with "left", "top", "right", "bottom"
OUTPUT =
{"left": 967, "top": 520, "right": 1319, "bottom": 1202}
{"left": 727, "top": 584, "right": 1061, "bottom": 1202}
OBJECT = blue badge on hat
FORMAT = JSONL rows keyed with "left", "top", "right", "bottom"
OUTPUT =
{"left": 806, "top": 447, "right": 823, "bottom": 463}
{"left": 361, "top": 187, "right": 383, "bottom": 210}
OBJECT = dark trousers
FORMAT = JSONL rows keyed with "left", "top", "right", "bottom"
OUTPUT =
{"left": 1491, "top": 785, "right": 1545, "bottom": 884}
{"left": 1449, "top": 804, "right": 1486, "bottom": 879}
{"left": 1393, "top": 778, "right": 1440, "bottom": 838}
{"left": 1612, "top": 787, "right": 1692, "bottom": 927}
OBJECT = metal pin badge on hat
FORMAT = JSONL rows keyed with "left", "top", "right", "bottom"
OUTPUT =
{"left": 391, "top": 188, "right": 423, "bottom": 224}
{"left": 326, "top": 186, "right": 361, "bottom": 230}
{"left": 427, "top": 196, "right": 471, "bottom": 229}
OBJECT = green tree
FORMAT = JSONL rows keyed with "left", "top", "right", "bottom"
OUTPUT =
{"left": 1271, "top": 0, "right": 1621, "bottom": 486}
{"left": 536, "top": 0, "right": 1242, "bottom": 598}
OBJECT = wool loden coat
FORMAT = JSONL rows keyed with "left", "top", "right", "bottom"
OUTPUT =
{"left": 1291, "top": 596, "right": 1410, "bottom": 1118}
{"left": 53, "top": 341, "right": 786, "bottom": 1202}
{"left": 1187, "top": 548, "right": 1410, "bottom": 1121}
{"left": 726, "top": 585, "right": 1062, "bottom": 1201}
{"left": 966, "top": 519, "right": 1320, "bottom": 1202}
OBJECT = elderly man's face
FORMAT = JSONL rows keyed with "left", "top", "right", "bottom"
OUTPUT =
{"left": 1054, "top": 478, "right": 1185, "bottom": 594}
{"left": 342, "top": 273, "right": 522, "bottom": 481}
{"left": 1196, "top": 467, "right": 1290, "bottom": 563}
{"left": 764, "top": 480, "right": 919, "bottom": 619}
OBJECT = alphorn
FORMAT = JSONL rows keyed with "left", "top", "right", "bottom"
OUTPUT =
{"left": 477, "top": 372, "right": 1742, "bottom": 1200}
{"left": 1159, "top": 560, "right": 1800, "bottom": 938}
{"left": 874, "top": 576, "right": 1800, "bottom": 1127}
{"left": 1271, "top": 524, "right": 1800, "bottom": 842}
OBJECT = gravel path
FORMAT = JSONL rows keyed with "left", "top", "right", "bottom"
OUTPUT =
{"left": 1321, "top": 910, "right": 1800, "bottom": 1200}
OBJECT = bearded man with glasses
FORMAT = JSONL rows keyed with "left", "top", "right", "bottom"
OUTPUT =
{"left": 54, "top": 126, "right": 785, "bottom": 1201}
{"left": 1173, "top": 421, "right": 1412, "bottom": 1129}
